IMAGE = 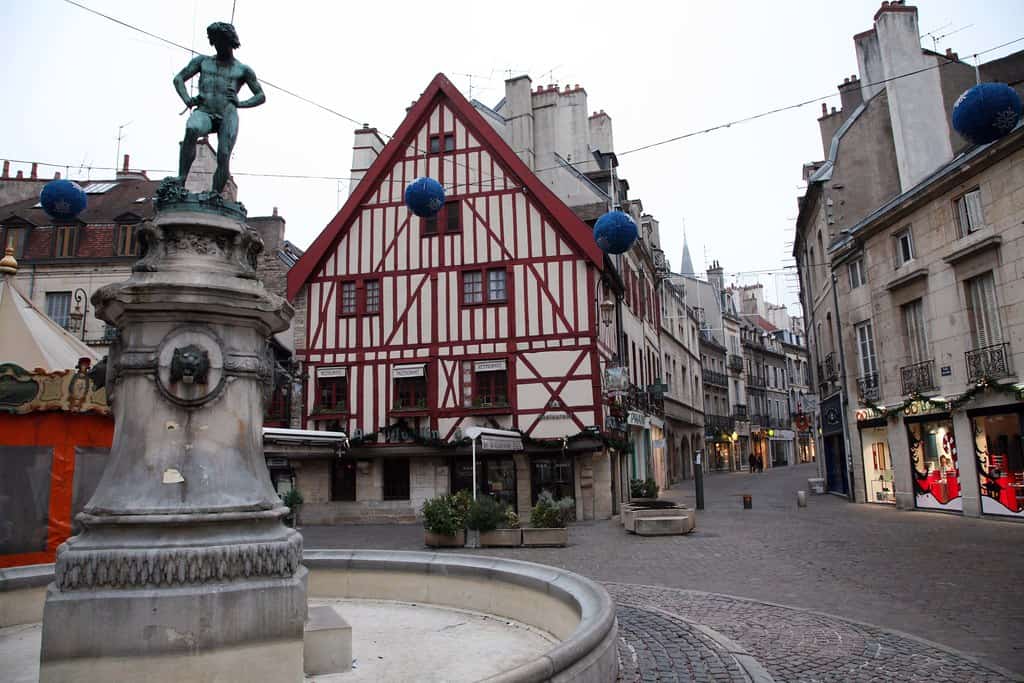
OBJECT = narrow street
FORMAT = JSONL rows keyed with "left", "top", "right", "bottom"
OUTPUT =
{"left": 302, "top": 462, "right": 1024, "bottom": 680}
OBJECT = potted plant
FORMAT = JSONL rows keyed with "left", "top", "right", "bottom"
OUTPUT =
{"left": 469, "top": 497, "right": 522, "bottom": 547}
{"left": 522, "top": 491, "right": 572, "bottom": 547}
{"left": 421, "top": 493, "right": 467, "bottom": 547}
{"left": 282, "top": 488, "right": 304, "bottom": 528}
{"left": 629, "top": 478, "right": 659, "bottom": 502}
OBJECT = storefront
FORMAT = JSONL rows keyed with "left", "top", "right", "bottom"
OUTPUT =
{"left": 821, "top": 394, "right": 848, "bottom": 495}
{"left": 770, "top": 430, "right": 794, "bottom": 467}
{"left": 451, "top": 455, "right": 518, "bottom": 509}
{"left": 969, "top": 407, "right": 1024, "bottom": 518}
{"left": 906, "top": 410, "right": 960, "bottom": 513}
{"left": 856, "top": 410, "right": 893, "bottom": 504}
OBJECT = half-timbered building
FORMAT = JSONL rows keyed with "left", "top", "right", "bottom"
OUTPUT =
{"left": 287, "top": 74, "right": 618, "bottom": 524}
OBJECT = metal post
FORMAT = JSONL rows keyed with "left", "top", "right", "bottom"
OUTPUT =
{"left": 830, "top": 272, "right": 855, "bottom": 501}
{"left": 72, "top": 287, "right": 88, "bottom": 341}
{"left": 694, "top": 448, "right": 704, "bottom": 510}
{"left": 471, "top": 437, "right": 478, "bottom": 501}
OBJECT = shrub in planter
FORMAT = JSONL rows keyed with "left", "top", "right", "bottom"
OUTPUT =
{"left": 629, "top": 478, "right": 659, "bottom": 499}
{"left": 282, "top": 488, "right": 304, "bottom": 527}
{"left": 422, "top": 494, "right": 466, "bottom": 546}
{"left": 524, "top": 492, "right": 573, "bottom": 547}
{"left": 466, "top": 496, "right": 505, "bottom": 533}
{"left": 478, "top": 502, "right": 523, "bottom": 547}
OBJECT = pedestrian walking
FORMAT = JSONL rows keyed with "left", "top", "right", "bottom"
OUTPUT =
{"left": 748, "top": 453, "right": 756, "bottom": 474}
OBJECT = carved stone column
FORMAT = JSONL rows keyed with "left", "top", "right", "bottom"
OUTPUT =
{"left": 40, "top": 201, "right": 306, "bottom": 682}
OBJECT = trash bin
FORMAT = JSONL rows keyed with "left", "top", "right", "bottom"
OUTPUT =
{"left": 742, "top": 494, "right": 752, "bottom": 509}
{"left": 807, "top": 478, "right": 825, "bottom": 495}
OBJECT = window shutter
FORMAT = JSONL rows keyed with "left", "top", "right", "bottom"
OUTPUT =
{"left": 978, "top": 273, "right": 1002, "bottom": 346}
{"left": 965, "top": 190, "right": 984, "bottom": 232}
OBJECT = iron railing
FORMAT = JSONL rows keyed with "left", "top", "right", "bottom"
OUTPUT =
{"left": 900, "top": 359, "right": 936, "bottom": 395}
{"left": 732, "top": 404, "right": 748, "bottom": 420}
{"left": 966, "top": 342, "right": 1014, "bottom": 383}
{"left": 703, "top": 369, "right": 729, "bottom": 387}
{"left": 704, "top": 414, "right": 735, "bottom": 435}
{"left": 823, "top": 353, "right": 838, "bottom": 381}
{"left": 857, "top": 373, "right": 880, "bottom": 402}
{"left": 728, "top": 354, "right": 744, "bottom": 372}
{"left": 746, "top": 373, "right": 766, "bottom": 388}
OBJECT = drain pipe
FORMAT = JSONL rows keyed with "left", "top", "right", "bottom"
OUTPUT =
{"left": 830, "top": 272, "right": 855, "bottom": 501}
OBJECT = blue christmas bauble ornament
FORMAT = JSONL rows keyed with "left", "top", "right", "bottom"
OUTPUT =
{"left": 404, "top": 177, "right": 446, "bottom": 218}
{"left": 952, "top": 82, "right": 1022, "bottom": 146}
{"left": 39, "top": 179, "right": 87, "bottom": 221}
{"left": 593, "top": 210, "right": 638, "bottom": 255}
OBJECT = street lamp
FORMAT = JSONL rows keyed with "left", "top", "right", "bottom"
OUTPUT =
{"left": 67, "top": 287, "right": 88, "bottom": 341}
{"left": 600, "top": 296, "right": 615, "bottom": 328}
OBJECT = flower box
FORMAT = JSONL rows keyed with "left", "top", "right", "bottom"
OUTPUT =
{"left": 424, "top": 530, "right": 465, "bottom": 548}
{"left": 521, "top": 527, "right": 567, "bottom": 547}
{"left": 480, "top": 529, "right": 522, "bottom": 547}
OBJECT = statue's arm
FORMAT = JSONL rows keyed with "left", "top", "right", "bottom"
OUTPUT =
{"left": 173, "top": 55, "right": 204, "bottom": 107}
{"left": 236, "top": 66, "right": 266, "bottom": 109}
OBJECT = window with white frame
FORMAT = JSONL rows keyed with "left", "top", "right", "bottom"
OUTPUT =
{"left": 902, "top": 299, "right": 929, "bottom": 363}
{"left": 965, "top": 272, "right": 1003, "bottom": 348}
{"left": 954, "top": 188, "right": 984, "bottom": 237}
{"left": 45, "top": 291, "right": 72, "bottom": 329}
{"left": 340, "top": 281, "right": 357, "bottom": 315}
{"left": 848, "top": 257, "right": 865, "bottom": 289}
{"left": 894, "top": 227, "right": 915, "bottom": 266}
{"left": 854, "top": 321, "right": 878, "bottom": 378}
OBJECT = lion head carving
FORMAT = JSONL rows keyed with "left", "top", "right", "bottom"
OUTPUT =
{"left": 170, "top": 345, "right": 210, "bottom": 385}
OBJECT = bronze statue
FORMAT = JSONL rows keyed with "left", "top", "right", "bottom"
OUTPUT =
{"left": 173, "top": 22, "right": 265, "bottom": 194}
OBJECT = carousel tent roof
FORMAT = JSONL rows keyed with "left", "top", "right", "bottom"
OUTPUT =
{"left": 0, "top": 248, "right": 99, "bottom": 372}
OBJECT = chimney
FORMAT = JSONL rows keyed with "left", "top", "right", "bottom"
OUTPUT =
{"left": 30, "top": 163, "right": 38, "bottom": 180}
{"left": 16, "top": 170, "right": 23, "bottom": 179}
{"left": 272, "top": 206, "right": 278, "bottom": 217}
{"left": 707, "top": 261, "right": 725, "bottom": 294}
{"left": 349, "top": 124, "right": 386, "bottom": 196}
{"left": 838, "top": 75, "right": 863, "bottom": 113}
{"left": 820, "top": 102, "right": 828, "bottom": 117}
{"left": 504, "top": 75, "right": 535, "bottom": 169}
{"left": 55, "top": 172, "right": 61, "bottom": 179}
{"left": 122, "top": 154, "right": 130, "bottom": 173}
{"left": 2, "top": 160, "right": 8, "bottom": 178}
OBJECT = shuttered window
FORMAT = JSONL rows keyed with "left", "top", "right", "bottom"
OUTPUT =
{"left": 902, "top": 299, "right": 929, "bottom": 363}
{"left": 855, "top": 321, "right": 878, "bottom": 377}
{"left": 955, "top": 188, "right": 984, "bottom": 237}
{"left": 966, "top": 272, "right": 1003, "bottom": 348}
{"left": 45, "top": 291, "right": 72, "bottom": 329}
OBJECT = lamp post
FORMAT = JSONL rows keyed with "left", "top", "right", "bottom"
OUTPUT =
{"left": 68, "top": 287, "right": 88, "bottom": 341}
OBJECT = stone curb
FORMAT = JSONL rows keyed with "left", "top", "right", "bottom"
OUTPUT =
{"left": 617, "top": 600, "right": 775, "bottom": 683}
{"left": 604, "top": 582, "right": 1024, "bottom": 682}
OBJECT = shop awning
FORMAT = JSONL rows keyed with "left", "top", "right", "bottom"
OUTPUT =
{"left": 392, "top": 363, "right": 426, "bottom": 379}
{"left": 464, "top": 426, "right": 523, "bottom": 451}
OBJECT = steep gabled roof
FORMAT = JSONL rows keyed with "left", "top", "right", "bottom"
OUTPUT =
{"left": 288, "top": 73, "right": 603, "bottom": 300}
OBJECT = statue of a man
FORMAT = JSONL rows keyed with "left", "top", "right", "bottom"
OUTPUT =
{"left": 173, "top": 22, "right": 265, "bottom": 194}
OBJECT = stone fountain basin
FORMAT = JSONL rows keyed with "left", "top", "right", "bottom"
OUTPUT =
{"left": 0, "top": 550, "right": 618, "bottom": 683}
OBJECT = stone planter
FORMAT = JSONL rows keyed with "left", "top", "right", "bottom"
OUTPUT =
{"left": 424, "top": 530, "right": 466, "bottom": 548}
{"left": 522, "top": 527, "right": 568, "bottom": 547}
{"left": 480, "top": 528, "right": 522, "bottom": 547}
{"left": 629, "top": 497, "right": 658, "bottom": 503}
{"left": 465, "top": 529, "right": 481, "bottom": 549}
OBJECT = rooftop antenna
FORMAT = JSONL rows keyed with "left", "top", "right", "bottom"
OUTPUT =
{"left": 115, "top": 121, "right": 132, "bottom": 173}
{"left": 230, "top": 0, "right": 238, "bottom": 24}
{"left": 926, "top": 24, "right": 972, "bottom": 53}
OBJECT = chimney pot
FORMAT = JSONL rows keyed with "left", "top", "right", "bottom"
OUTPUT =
{"left": 30, "top": 163, "right": 38, "bottom": 180}
{"left": 16, "top": 170, "right": 23, "bottom": 179}
{"left": 272, "top": 206, "right": 279, "bottom": 217}
{"left": 55, "top": 171, "right": 61, "bottom": 179}
{"left": 831, "top": 106, "right": 837, "bottom": 114}
{"left": 122, "top": 154, "right": 130, "bottom": 172}
{"left": 574, "top": 83, "right": 580, "bottom": 89}
{"left": 821, "top": 102, "right": 828, "bottom": 116}
{"left": 2, "top": 160, "right": 8, "bottom": 178}
{"left": 851, "top": 74, "right": 856, "bottom": 80}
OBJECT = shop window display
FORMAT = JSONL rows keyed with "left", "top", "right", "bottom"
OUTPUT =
{"left": 907, "top": 418, "right": 961, "bottom": 512}
{"left": 861, "top": 427, "right": 893, "bottom": 503}
{"left": 970, "top": 411, "right": 1024, "bottom": 518}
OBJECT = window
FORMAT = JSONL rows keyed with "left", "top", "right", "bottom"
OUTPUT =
{"left": 474, "top": 361, "right": 508, "bottom": 406}
{"left": 114, "top": 223, "right": 139, "bottom": 256}
{"left": 393, "top": 374, "right": 428, "bottom": 410}
{"left": 422, "top": 214, "right": 438, "bottom": 235}
{"left": 54, "top": 225, "right": 77, "bottom": 257}
{"left": 487, "top": 269, "right": 507, "bottom": 302}
{"left": 531, "top": 455, "right": 574, "bottom": 503}
{"left": 445, "top": 200, "right": 461, "bottom": 233}
{"left": 382, "top": 458, "right": 410, "bottom": 500}
{"left": 330, "top": 459, "right": 356, "bottom": 501}
{"left": 954, "top": 188, "right": 984, "bottom": 237}
{"left": 1, "top": 225, "right": 28, "bottom": 258}
{"left": 894, "top": 227, "right": 915, "bottom": 266}
{"left": 848, "top": 257, "right": 865, "bottom": 289}
{"left": 340, "top": 282, "right": 357, "bottom": 315}
{"left": 902, "top": 299, "right": 929, "bottom": 363}
{"left": 315, "top": 368, "right": 348, "bottom": 413}
{"left": 428, "top": 133, "right": 455, "bottom": 154}
{"left": 365, "top": 280, "right": 380, "bottom": 314}
{"left": 443, "top": 133, "right": 456, "bottom": 152}
{"left": 428, "top": 134, "right": 441, "bottom": 154}
{"left": 854, "top": 321, "right": 878, "bottom": 377}
{"left": 45, "top": 291, "right": 72, "bottom": 329}
{"left": 965, "top": 272, "right": 1003, "bottom": 348}
{"left": 462, "top": 270, "right": 483, "bottom": 304}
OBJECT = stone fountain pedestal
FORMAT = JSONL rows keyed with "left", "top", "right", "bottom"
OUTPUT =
{"left": 39, "top": 199, "right": 307, "bottom": 682}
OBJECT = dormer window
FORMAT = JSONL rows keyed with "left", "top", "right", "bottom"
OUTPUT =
{"left": 54, "top": 224, "right": 78, "bottom": 258}
{"left": 0, "top": 222, "right": 29, "bottom": 258}
{"left": 428, "top": 133, "right": 456, "bottom": 154}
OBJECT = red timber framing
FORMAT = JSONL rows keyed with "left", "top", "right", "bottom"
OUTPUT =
{"left": 288, "top": 73, "right": 607, "bottom": 442}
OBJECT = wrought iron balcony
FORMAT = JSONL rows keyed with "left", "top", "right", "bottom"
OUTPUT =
{"left": 769, "top": 416, "right": 792, "bottom": 430}
{"left": 900, "top": 359, "right": 936, "bottom": 395}
{"left": 746, "top": 373, "right": 766, "bottom": 388}
{"left": 857, "top": 373, "right": 880, "bottom": 402}
{"left": 748, "top": 414, "right": 768, "bottom": 427}
{"left": 728, "top": 354, "right": 744, "bottom": 372}
{"left": 966, "top": 342, "right": 1014, "bottom": 383}
{"left": 703, "top": 369, "right": 729, "bottom": 387}
{"left": 704, "top": 414, "right": 735, "bottom": 435}
{"left": 823, "top": 353, "right": 838, "bottom": 381}
{"left": 732, "top": 404, "right": 748, "bottom": 420}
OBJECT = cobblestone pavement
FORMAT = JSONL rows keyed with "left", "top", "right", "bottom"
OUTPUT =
{"left": 301, "top": 462, "right": 1024, "bottom": 680}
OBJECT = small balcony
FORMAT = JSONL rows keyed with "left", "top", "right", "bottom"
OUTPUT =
{"left": 704, "top": 414, "right": 735, "bottom": 435}
{"left": 703, "top": 369, "right": 729, "bottom": 387}
{"left": 748, "top": 414, "right": 768, "bottom": 427}
{"left": 900, "top": 359, "right": 936, "bottom": 396}
{"left": 857, "top": 373, "right": 880, "bottom": 402}
{"left": 728, "top": 354, "right": 744, "bottom": 372}
{"left": 732, "top": 404, "right": 748, "bottom": 420}
{"left": 966, "top": 342, "right": 1014, "bottom": 383}
{"left": 823, "top": 353, "right": 838, "bottom": 381}
{"left": 746, "top": 373, "right": 766, "bottom": 388}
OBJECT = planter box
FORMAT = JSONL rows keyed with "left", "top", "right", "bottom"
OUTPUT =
{"left": 629, "top": 497, "right": 658, "bottom": 504}
{"left": 480, "top": 528, "right": 522, "bottom": 547}
{"left": 424, "top": 530, "right": 466, "bottom": 548}
{"left": 623, "top": 506, "right": 693, "bottom": 533}
{"left": 521, "top": 527, "right": 567, "bottom": 547}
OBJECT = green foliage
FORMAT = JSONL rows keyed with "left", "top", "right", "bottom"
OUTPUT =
{"left": 421, "top": 494, "right": 466, "bottom": 536}
{"left": 282, "top": 488, "right": 304, "bottom": 507}
{"left": 629, "top": 478, "right": 659, "bottom": 498}
{"left": 465, "top": 496, "right": 506, "bottom": 532}
{"left": 530, "top": 490, "right": 575, "bottom": 528}
{"left": 503, "top": 508, "right": 521, "bottom": 529}
{"left": 451, "top": 489, "right": 473, "bottom": 519}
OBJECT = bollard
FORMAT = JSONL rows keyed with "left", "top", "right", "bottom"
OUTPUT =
{"left": 742, "top": 494, "right": 752, "bottom": 509}
{"left": 797, "top": 490, "right": 807, "bottom": 508}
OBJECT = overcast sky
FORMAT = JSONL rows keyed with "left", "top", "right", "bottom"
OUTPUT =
{"left": 4, "top": 1, "right": 1022, "bottom": 313}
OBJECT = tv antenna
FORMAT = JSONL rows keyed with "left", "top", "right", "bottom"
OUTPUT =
{"left": 115, "top": 121, "right": 132, "bottom": 172}
{"left": 924, "top": 23, "right": 972, "bottom": 52}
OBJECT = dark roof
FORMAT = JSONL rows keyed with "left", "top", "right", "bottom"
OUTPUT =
{"left": 0, "top": 175, "right": 158, "bottom": 225}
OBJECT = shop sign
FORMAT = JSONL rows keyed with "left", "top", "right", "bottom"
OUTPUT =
{"left": 316, "top": 366, "right": 346, "bottom": 379}
{"left": 652, "top": 439, "right": 666, "bottom": 449}
{"left": 770, "top": 429, "right": 795, "bottom": 440}
{"left": 855, "top": 407, "right": 884, "bottom": 423}
{"left": 392, "top": 363, "right": 426, "bottom": 379}
{"left": 474, "top": 359, "right": 506, "bottom": 373}
{"left": 604, "top": 366, "right": 629, "bottom": 392}
{"left": 627, "top": 410, "right": 646, "bottom": 427}
{"left": 940, "top": 365, "right": 952, "bottom": 377}
{"left": 605, "top": 415, "right": 626, "bottom": 432}
{"left": 648, "top": 416, "right": 665, "bottom": 429}
{"left": 903, "top": 399, "right": 946, "bottom": 417}
{"left": 479, "top": 434, "right": 523, "bottom": 451}
{"left": 821, "top": 395, "right": 844, "bottom": 436}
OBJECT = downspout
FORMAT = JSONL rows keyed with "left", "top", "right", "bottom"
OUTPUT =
{"left": 831, "top": 271, "right": 855, "bottom": 501}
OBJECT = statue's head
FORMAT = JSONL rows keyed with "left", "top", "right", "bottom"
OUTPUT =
{"left": 207, "top": 22, "right": 240, "bottom": 50}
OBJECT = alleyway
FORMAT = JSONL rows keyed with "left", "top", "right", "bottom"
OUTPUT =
{"left": 302, "top": 462, "right": 1024, "bottom": 680}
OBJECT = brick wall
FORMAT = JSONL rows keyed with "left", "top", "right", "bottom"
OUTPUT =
{"left": 78, "top": 224, "right": 114, "bottom": 258}
{"left": 24, "top": 227, "right": 53, "bottom": 259}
